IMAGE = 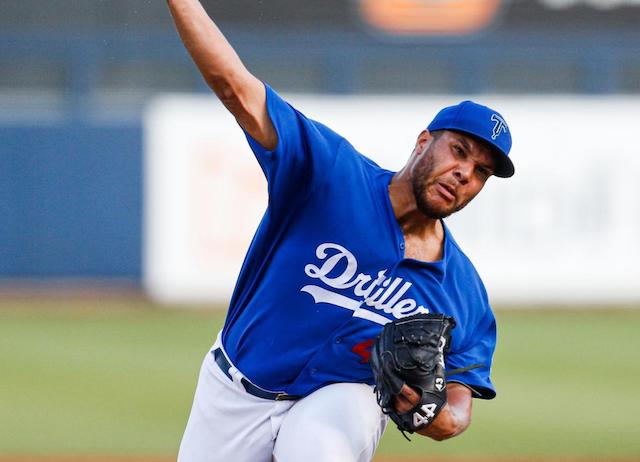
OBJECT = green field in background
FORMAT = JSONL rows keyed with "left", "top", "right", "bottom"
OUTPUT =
{"left": 1, "top": 299, "right": 639, "bottom": 458}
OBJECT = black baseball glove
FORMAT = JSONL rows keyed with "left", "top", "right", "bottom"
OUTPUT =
{"left": 370, "top": 313, "right": 456, "bottom": 436}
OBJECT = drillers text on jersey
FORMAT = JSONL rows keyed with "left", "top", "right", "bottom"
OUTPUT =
{"left": 301, "top": 243, "right": 429, "bottom": 325}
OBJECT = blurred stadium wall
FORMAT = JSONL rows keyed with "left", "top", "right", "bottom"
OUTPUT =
{"left": 2, "top": 0, "right": 640, "bottom": 301}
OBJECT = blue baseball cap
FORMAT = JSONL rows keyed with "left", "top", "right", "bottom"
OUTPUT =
{"left": 427, "top": 100, "right": 514, "bottom": 178}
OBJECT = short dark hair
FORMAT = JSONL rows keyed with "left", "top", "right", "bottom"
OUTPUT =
{"left": 430, "top": 130, "right": 445, "bottom": 140}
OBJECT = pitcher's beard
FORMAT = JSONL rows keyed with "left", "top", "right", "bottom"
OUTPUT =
{"left": 411, "top": 152, "right": 468, "bottom": 219}
{"left": 413, "top": 181, "right": 456, "bottom": 219}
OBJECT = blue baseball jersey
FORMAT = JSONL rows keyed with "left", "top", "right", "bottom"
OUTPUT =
{"left": 220, "top": 84, "right": 497, "bottom": 400}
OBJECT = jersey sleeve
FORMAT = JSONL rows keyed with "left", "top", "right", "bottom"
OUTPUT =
{"left": 242, "top": 83, "right": 342, "bottom": 211}
{"left": 446, "top": 315, "right": 497, "bottom": 400}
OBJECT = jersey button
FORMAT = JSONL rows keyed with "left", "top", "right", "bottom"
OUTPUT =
{"left": 335, "top": 337, "right": 342, "bottom": 344}
{"left": 310, "top": 368, "right": 318, "bottom": 375}
{"left": 399, "top": 242, "right": 405, "bottom": 250}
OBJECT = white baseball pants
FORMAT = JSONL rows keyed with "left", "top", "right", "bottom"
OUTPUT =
{"left": 177, "top": 343, "right": 387, "bottom": 462}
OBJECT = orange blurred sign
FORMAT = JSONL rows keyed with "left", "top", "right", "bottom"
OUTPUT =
{"left": 358, "top": 0, "right": 504, "bottom": 36}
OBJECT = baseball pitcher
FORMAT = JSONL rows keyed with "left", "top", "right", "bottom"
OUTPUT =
{"left": 166, "top": 1, "right": 515, "bottom": 461}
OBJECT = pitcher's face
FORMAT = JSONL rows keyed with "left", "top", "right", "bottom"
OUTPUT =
{"left": 411, "top": 130, "right": 495, "bottom": 219}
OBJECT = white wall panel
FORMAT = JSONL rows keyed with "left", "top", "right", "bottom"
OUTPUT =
{"left": 144, "top": 94, "right": 640, "bottom": 305}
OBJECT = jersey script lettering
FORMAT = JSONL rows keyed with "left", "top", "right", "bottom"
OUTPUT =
{"left": 301, "top": 243, "right": 430, "bottom": 325}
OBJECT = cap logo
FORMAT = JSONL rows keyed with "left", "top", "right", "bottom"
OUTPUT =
{"left": 490, "top": 113, "right": 508, "bottom": 140}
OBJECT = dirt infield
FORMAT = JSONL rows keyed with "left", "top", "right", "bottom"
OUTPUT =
{"left": 1, "top": 457, "right": 637, "bottom": 462}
